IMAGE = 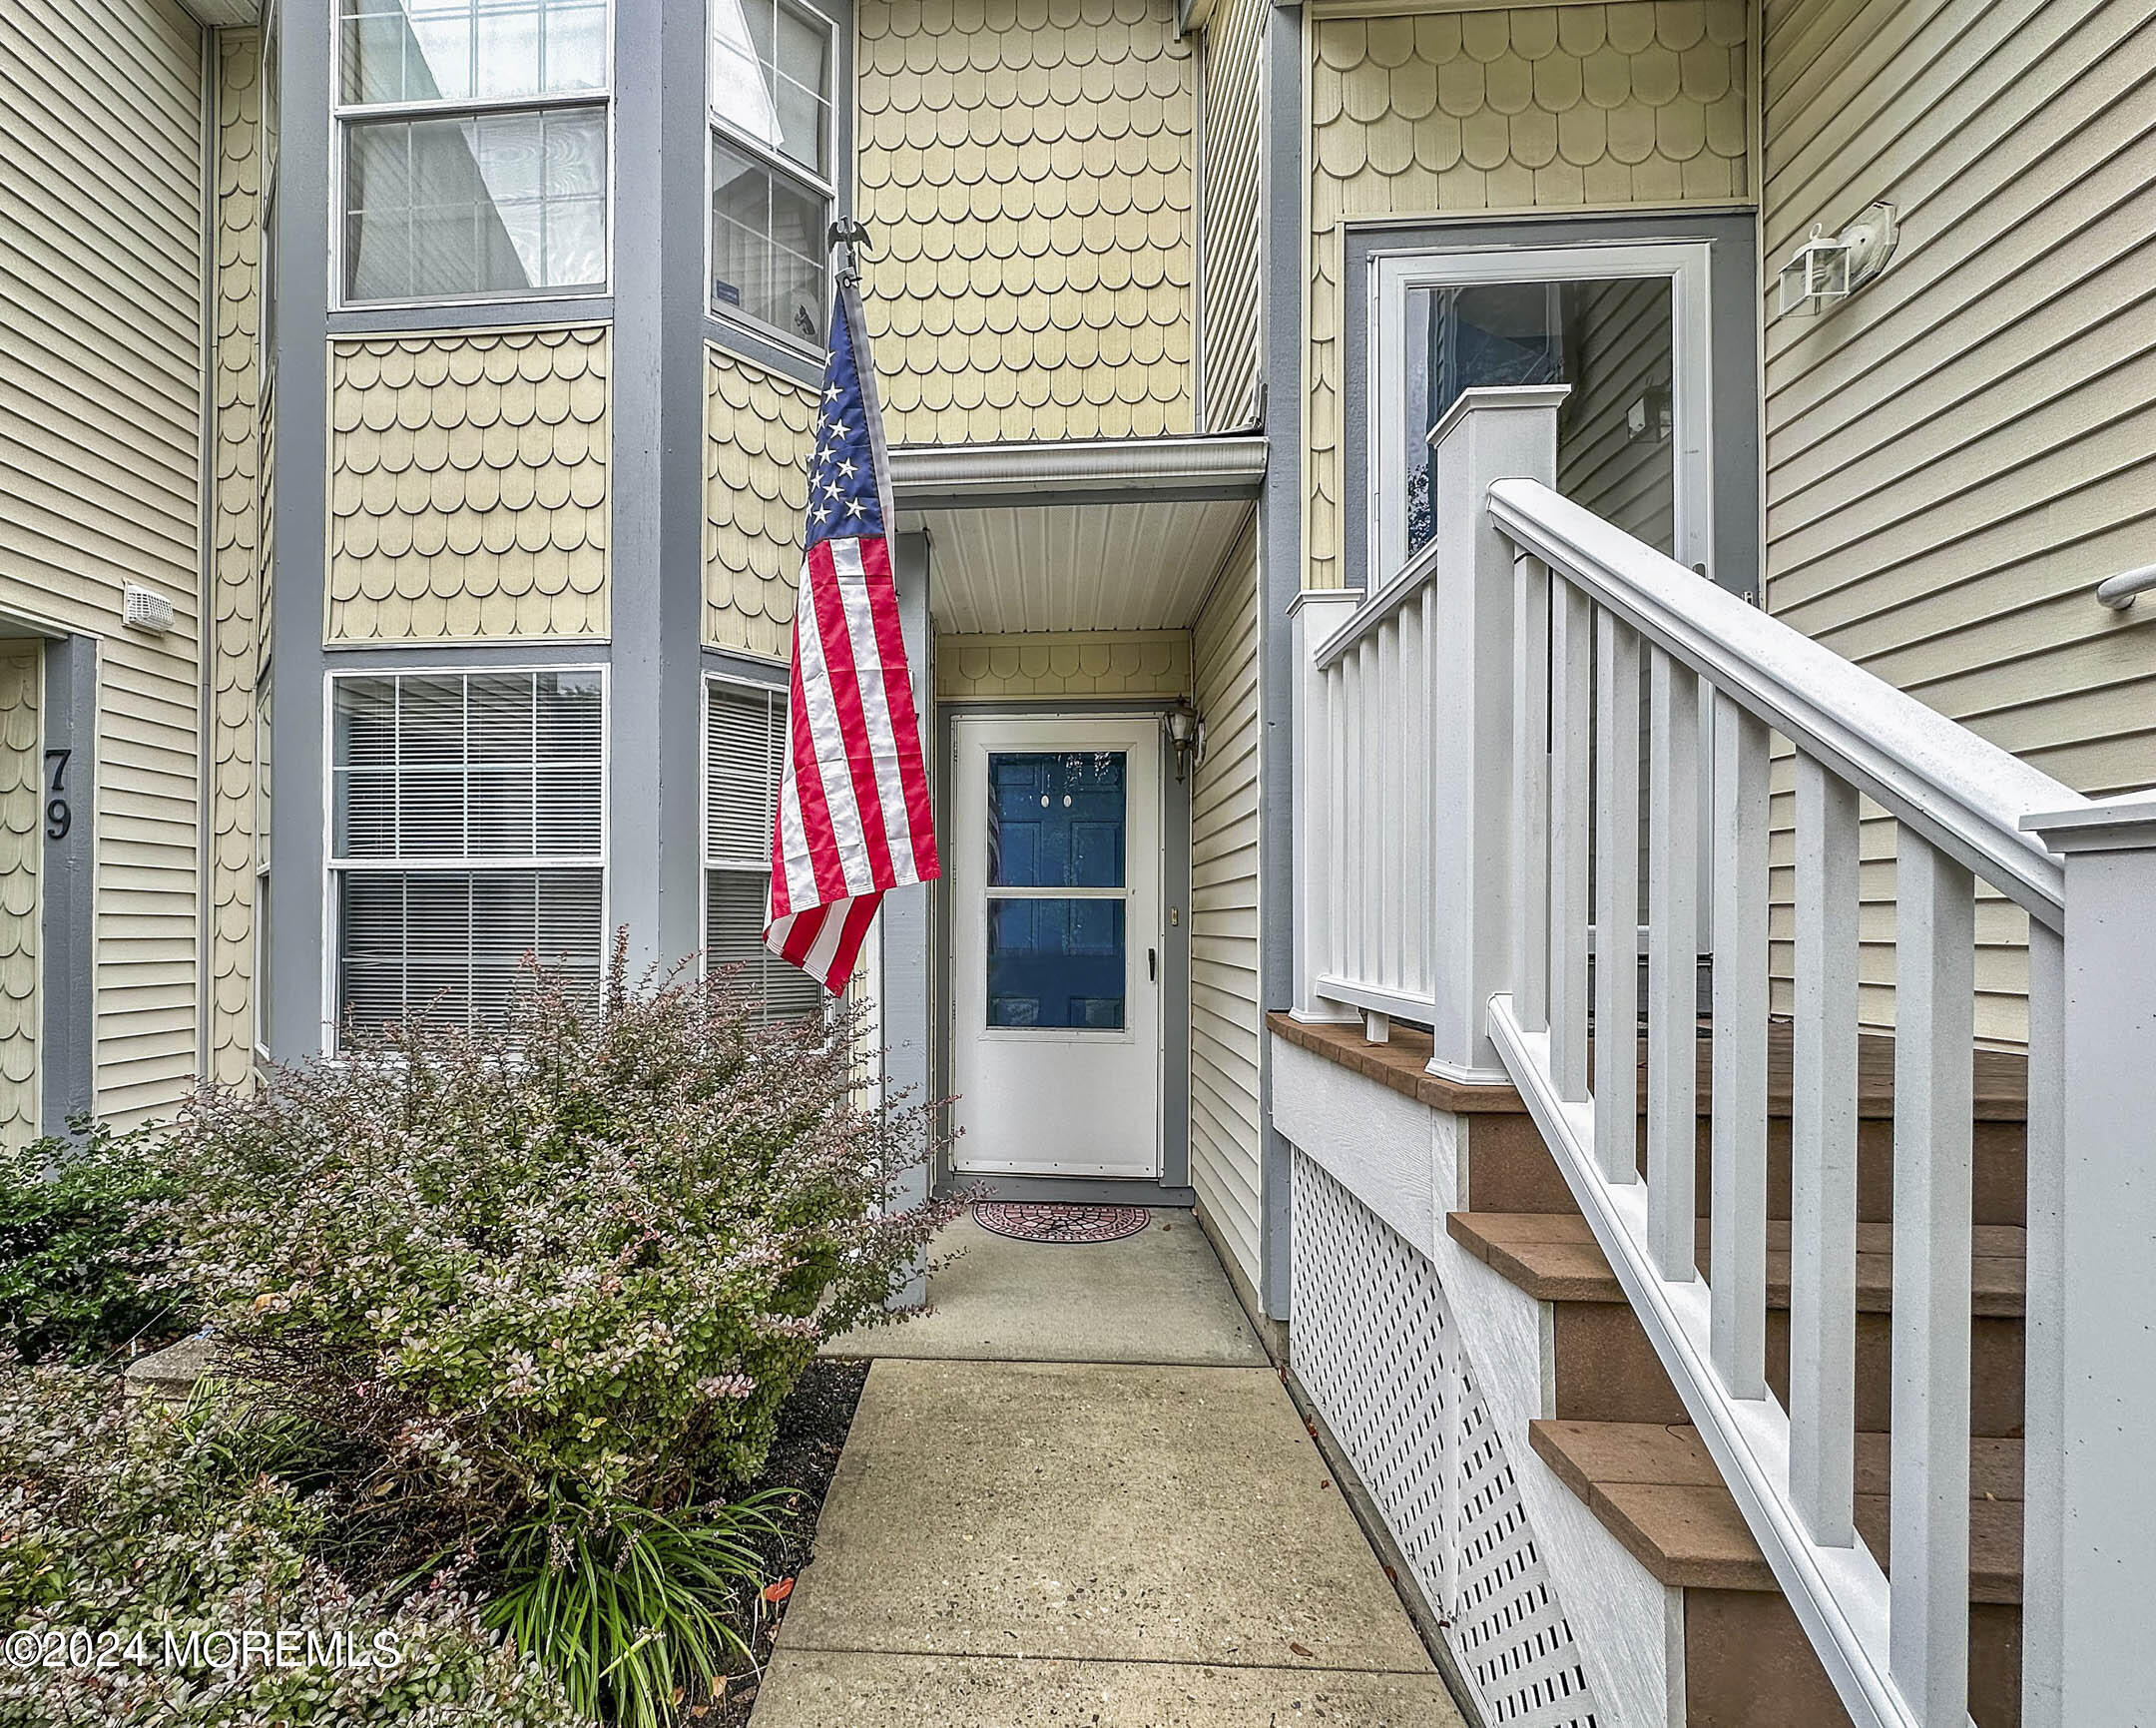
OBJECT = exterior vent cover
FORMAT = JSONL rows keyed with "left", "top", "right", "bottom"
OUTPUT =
{"left": 123, "top": 585, "right": 175, "bottom": 635}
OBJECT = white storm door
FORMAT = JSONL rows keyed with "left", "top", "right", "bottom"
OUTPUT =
{"left": 951, "top": 715, "right": 1162, "bottom": 1179}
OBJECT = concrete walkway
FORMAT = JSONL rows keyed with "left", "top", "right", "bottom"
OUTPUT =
{"left": 753, "top": 1212, "right": 1465, "bottom": 1726}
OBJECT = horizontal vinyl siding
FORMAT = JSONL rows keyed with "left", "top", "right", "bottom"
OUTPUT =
{"left": 1761, "top": 0, "right": 2156, "bottom": 1044}
{"left": 0, "top": 0, "right": 206, "bottom": 1120}
{"left": 1189, "top": 516, "right": 1263, "bottom": 1289}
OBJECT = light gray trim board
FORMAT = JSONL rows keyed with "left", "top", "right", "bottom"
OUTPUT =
{"left": 320, "top": 640, "right": 615, "bottom": 668}
{"left": 700, "top": 644, "right": 788, "bottom": 685}
{"left": 883, "top": 531, "right": 934, "bottom": 1307}
{"left": 890, "top": 432, "right": 1267, "bottom": 507}
{"left": 704, "top": 315, "right": 822, "bottom": 389}
{"left": 39, "top": 637, "right": 96, "bottom": 1136}
{"left": 267, "top": 6, "right": 332, "bottom": 1064}
{"left": 941, "top": 1176, "right": 1200, "bottom": 1208}
{"left": 1254, "top": 0, "right": 1304, "bottom": 1323}
{"left": 327, "top": 296, "right": 616, "bottom": 336}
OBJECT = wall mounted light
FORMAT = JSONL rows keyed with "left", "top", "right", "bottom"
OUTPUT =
{"left": 1163, "top": 699, "right": 1207, "bottom": 783}
{"left": 1778, "top": 203, "right": 1898, "bottom": 317}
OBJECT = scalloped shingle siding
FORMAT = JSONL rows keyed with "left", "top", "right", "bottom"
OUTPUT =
{"left": 855, "top": 0, "right": 1197, "bottom": 444}
{"left": 0, "top": 648, "right": 36, "bottom": 1148}
{"left": 705, "top": 346, "right": 817, "bottom": 661}
{"left": 1305, "top": 1, "right": 1751, "bottom": 590}
{"left": 326, "top": 327, "right": 610, "bottom": 641}
{"left": 936, "top": 630, "right": 1193, "bottom": 699}
{"left": 209, "top": 30, "right": 262, "bottom": 1089}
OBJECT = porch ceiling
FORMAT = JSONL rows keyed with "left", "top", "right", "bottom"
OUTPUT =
{"left": 917, "top": 497, "right": 1254, "bottom": 634}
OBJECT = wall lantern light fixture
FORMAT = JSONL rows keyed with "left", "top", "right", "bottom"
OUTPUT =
{"left": 1163, "top": 699, "right": 1207, "bottom": 783}
{"left": 1778, "top": 203, "right": 1898, "bottom": 317}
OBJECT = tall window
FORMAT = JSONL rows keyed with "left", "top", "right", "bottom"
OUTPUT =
{"left": 336, "top": 0, "right": 610, "bottom": 305}
{"left": 328, "top": 669, "right": 606, "bottom": 1040}
{"left": 710, "top": 0, "right": 834, "bottom": 344}
{"left": 705, "top": 678, "right": 821, "bottom": 1016}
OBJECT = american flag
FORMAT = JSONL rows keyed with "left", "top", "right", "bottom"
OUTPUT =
{"left": 763, "top": 281, "right": 939, "bottom": 992}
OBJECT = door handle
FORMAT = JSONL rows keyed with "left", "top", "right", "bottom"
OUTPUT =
{"left": 1148, "top": 946, "right": 1158, "bottom": 982}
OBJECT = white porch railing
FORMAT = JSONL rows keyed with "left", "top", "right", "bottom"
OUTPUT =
{"left": 1293, "top": 386, "right": 2156, "bottom": 1728}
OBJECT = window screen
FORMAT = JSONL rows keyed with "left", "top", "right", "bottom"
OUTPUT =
{"left": 329, "top": 669, "right": 604, "bottom": 1039}
{"left": 705, "top": 678, "right": 823, "bottom": 1017}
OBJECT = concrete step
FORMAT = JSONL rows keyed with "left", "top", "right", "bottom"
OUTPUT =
{"left": 1528, "top": 1420, "right": 2023, "bottom": 1728}
{"left": 1446, "top": 1210, "right": 2027, "bottom": 1436}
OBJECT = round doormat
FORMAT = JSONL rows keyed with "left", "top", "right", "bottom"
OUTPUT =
{"left": 973, "top": 1201, "right": 1151, "bottom": 1245}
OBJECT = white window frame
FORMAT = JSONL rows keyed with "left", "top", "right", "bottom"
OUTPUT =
{"left": 700, "top": 671, "right": 832, "bottom": 1018}
{"left": 705, "top": 0, "right": 838, "bottom": 357}
{"left": 318, "top": 663, "right": 612, "bottom": 1050}
{"left": 1367, "top": 240, "right": 1715, "bottom": 586}
{"left": 330, "top": 0, "right": 618, "bottom": 311}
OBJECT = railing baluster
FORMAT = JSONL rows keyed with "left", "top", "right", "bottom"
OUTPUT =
{"left": 1790, "top": 755, "right": 1860, "bottom": 1547}
{"left": 1646, "top": 649, "right": 1699, "bottom": 1279}
{"left": 1341, "top": 643, "right": 1361, "bottom": 988}
{"left": 1406, "top": 588, "right": 1431, "bottom": 1000}
{"left": 1890, "top": 833, "right": 1974, "bottom": 1727}
{"left": 1511, "top": 553, "right": 1551, "bottom": 1033}
{"left": 1548, "top": 582, "right": 1592, "bottom": 1101}
{"left": 1710, "top": 696, "right": 1771, "bottom": 1398}
{"left": 1359, "top": 636, "right": 1379, "bottom": 989}
{"left": 1594, "top": 612, "right": 1642, "bottom": 1184}
{"left": 1377, "top": 618, "right": 1400, "bottom": 990}
{"left": 2020, "top": 915, "right": 2064, "bottom": 1727}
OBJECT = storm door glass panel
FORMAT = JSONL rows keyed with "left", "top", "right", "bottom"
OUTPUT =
{"left": 985, "top": 752, "right": 1127, "bottom": 1029}
{"left": 1404, "top": 277, "right": 1675, "bottom": 558}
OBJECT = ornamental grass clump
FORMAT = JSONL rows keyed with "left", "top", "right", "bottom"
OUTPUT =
{"left": 158, "top": 937, "right": 952, "bottom": 1559}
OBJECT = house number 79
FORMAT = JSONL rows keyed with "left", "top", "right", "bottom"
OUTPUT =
{"left": 42, "top": 749, "right": 70, "bottom": 841}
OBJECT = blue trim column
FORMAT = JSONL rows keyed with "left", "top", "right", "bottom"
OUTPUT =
{"left": 1255, "top": 0, "right": 1306, "bottom": 1324}
{"left": 267, "top": 14, "right": 331, "bottom": 1063}
{"left": 39, "top": 636, "right": 96, "bottom": 1134}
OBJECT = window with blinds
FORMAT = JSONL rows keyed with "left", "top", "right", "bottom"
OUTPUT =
{"left": 329, "top": 669, "right": 605, "bottom": 1040}
{"left": 705, "top": 677, "right": 823, "bottom": 1018}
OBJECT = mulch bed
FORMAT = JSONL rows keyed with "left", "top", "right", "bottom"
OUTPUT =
{"left": 699, "top": 1357, "right": 869, "bottom": 1726}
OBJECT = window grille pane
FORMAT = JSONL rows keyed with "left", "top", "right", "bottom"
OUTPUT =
{"left": 711, "top": 0, "right": 831, "bottom": 176}
{"left": 337, "top": 866, "right": 603, "bottom": 1035}
{"left": 340, "top": 0, "right": 609, "bottom": 106}
{"left": 332, "top": 670, "right": 602, "bottom": 862}
{"left": 706, "top": 680, "right": 785, "bottom": 864}
{"left": 706, "top": 867, "right": 825, "bottom": 1019}
{"left": 345, "top": 105, "right": 607, "bottom": 302}
{"left": 711, "top": 135, "right": 826, "bottom": 341}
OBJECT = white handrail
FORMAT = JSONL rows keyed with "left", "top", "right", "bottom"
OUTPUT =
{"left": 2093, "top": 559, "right": 2156, "bottom": 610}
{"left": 1487, "top": 477, "right": 2083, "bottom": 926}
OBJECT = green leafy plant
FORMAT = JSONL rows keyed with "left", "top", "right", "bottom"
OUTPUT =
{"left": 0, "top": 1367, "right": 580, "bottom": 1727}
{"left": 157, "top": 940, "right": 950, "bottom": 1561}
{"left": 481, "top": 1489, "right": 791, "bottom": 1728}
{"left": 0, "top": 1117, "right": 184, "bottom": 1366}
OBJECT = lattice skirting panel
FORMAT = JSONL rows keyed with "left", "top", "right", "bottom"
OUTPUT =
{"left": 1292, "top": 1151, "right": 1601, "bottom": 1728}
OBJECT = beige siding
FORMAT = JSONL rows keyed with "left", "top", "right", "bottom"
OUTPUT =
{"left": 0, "top": 646, "right": 38, "bottom": 1147}
{"left": 855, "top": 0, "right": 1197, "bottom": 443}
{"left": 326, "top": 327, "right": 610, "bottom": 642}
{"left": 1555, "top": 277, "right": 1678, "bottom": 553}
{"left": 1189, "top": 517, "right": 1263, "bottom": 1287}
{"left": 1305, "top": 1, "right": 1752, "bottom": 589}
{"left": 0, "top": 0, "right": 206, "bottom": 1126}
{"left": 936, "top": 630, "right": 1193, "bottom": 700}
{"left": 208, "top": 29, "right": 263, "bottom": 1089}
{"left": 705, "top": 346, "right": 815, "bottom": 660}
{"left": 1761, "top": 0, "right": 2156, "bottom": 1044}
{"left": 1200, "top": 0, "right": 1268, "bottom": 428}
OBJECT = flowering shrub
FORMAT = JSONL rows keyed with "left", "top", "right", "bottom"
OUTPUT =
{"left": 0, "top": 1369, "right": 579, "bottom": 1727}
{"left": 0, "top": 1118, "right": 181, "bottom": 1366}
{"left": 159, "top": 941, "right": 952, "bottom": 1548}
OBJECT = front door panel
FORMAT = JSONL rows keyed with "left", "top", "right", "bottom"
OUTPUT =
{"left": 952, "top": 715, "right": 1161, "bottom": 1178}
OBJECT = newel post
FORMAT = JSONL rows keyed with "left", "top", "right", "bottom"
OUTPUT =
{"left": 1290, "top": 587, "right": 1361, "bottom": 1022}
{"left": 2018, "top": 793, "right": 2156, "bottom": 1726}
{"left": 1422, "top": 385, "right": 1566, "bottom": 1083}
